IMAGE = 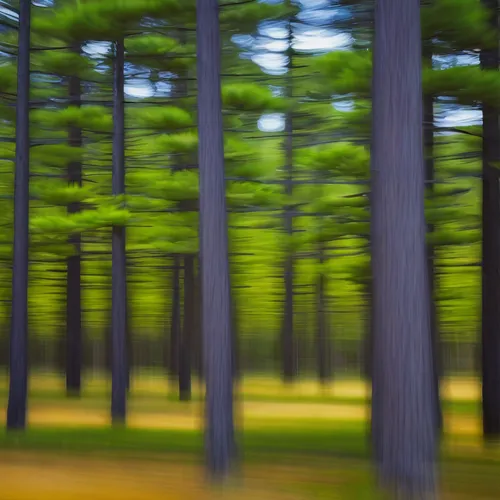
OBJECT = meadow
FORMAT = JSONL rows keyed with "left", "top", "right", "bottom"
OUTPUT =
{"left": 0, "top": 373, "right": 497, "bottom": 499}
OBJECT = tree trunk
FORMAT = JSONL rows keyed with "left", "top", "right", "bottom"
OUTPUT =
{"left": 481, "top": 0, "right": 500, "bottom": 441}
{"left": 66, "top": 43, "right": 83, "bottom": 397}
{"left": 316, "top": 243, "right": 330, "bottom": 383}
{"left": 194, "top": 260, "right": 203, "bottom": 381}
{"left": 169, "top": 255, "right": 181, "bottom": 381}
{"left": 125, "top": 257, "right": 132, "bottom": 391}
{"left": 7, "top": 0, "right": 31, "bottom": 431}
{"left": 196, "top": 0, "right": 236, "bottom": 479}
{"left": 362, "top": 276, "right": 373, "bottom": 380}
{"left": 423, "top": 44, "right": 443, "bottom": 433}
{"left": 111, "top": 38, "right": 127, "bottom": 425}
{"left": 231, "top": 294, "right": 240, "bottom": 381}
{"left": 282, "top": 17, "right": 296, "bottom": 383}
{"left": 179, "top": 254, "right": 194, "bottom": 401}
{"left": 371, "top": 0, "right": 437, "bottom": 495}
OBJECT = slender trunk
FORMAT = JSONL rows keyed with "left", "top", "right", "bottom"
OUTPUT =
{"left": 196, "top": 0, "right": 235, "bottom": 478}
{"left": 66, "top": 43, "right": 83, "bottom": 397}
{"left": 231, "top": 294, "right": 240, "bottom": 381}
{"left": 194, "top": 259, "right": 203, "bottom": 381}
{"left": 169, "top": 254, "right": 181, "bottom": 380}
{"left": 423, "top": 44, "right": 443, "bottom": 433}
{"left": 481, "top": 0, "right": 500, "bottom": 440}
{"left": 7, "top": 0, "right": 31, "bottom": 431}
{"left": 179, "top": 254, "right": 194, "bottom": 401}
{"left": 104, "top": 305, "right": 112, "bottom": 373}
{"left": 125, "top": 257, "right": 131, "bottom": 391}
{"left": 362, "top": 276, "right": 373, "bottom": 380}
{"left": 171, "top": 27, "right": 191, "bottom": 392}
{"left": 111, "top": 39, "right": 127, "bottom": 424}
{"left": 371, "top": 0, "right": 437, "bottom": 495}
{"left": 316, "top": 243, "right": 330, "bottom": 383}
{"left": 282, "top": 18, "right": 296, "bottom": 382}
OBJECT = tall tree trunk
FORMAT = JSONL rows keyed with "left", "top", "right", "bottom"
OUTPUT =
{"left": 231, "top": 294, "right": 240, "bottom": 381}
{"left": 169, "top": 254, "right": 181, "bottom": 381}
{"left": 125, "top": 257, "right": 132, "bottom": 391}
{"left": 179, "top": 254, "right": 194, "bottom": 401}
{"left": 316, "top": 243, "right": 330, "bottom": 383}
{"left": 66, "top": 43, "right": 83, "bottom": 397}
{"left": 371, "top": 0, "right": 437, "bottom": 495}
{"left": 194, "top": 259, "right": 203, "bottom": 381}
{"left": 282, "top": 17, "right": 296, "bottom": 382}
{"left": 481, "top": 0, "right": 500, "bottom": 441}
{"left": 423, "top": 44, "right": 443, "bottom": 433}
{"left": 7, "top": 0, "right": 31, "bottom": 430}
{"left": 362, "top": 276, "right": 373, "bottom": 380}
{"left": 196, "top": 0, "right": 236, "bottom": 479}
{"left": 111, "top": 38, "right": 127, "bottom": 425}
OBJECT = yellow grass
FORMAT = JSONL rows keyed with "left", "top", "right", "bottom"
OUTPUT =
{"left": 0, "top": 373, "right": 482, "bottom": 399}
{"left": 0, "top": 375, "right": 484, "bottom": 435}
{"left": 0, "top": 452, "right": 312, "bottom": 500}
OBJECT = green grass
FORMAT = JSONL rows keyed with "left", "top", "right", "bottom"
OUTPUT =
{"left": 0, "top": 374, "right": 497, "bottom": 498}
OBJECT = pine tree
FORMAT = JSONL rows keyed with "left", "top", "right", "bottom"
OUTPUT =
{"left": 371, "top": 0, "right": 436, "bottom": 495}
{"left": 197, "top": 0, "right": 236, "bottom": 479}
{"left": 7, "top": 0, "right": 31, "bottom": 431}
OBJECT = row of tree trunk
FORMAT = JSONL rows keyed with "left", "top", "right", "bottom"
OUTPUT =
{"left": 7, "top": 0, "right": 500, "bottom": 494}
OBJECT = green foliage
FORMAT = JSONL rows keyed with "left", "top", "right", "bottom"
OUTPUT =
{"left": 298, "top": 142, "right": 370, "bottom": 178}
{"left": 314, "top": 50, "right": 371, "bottom": 96}
{"left": 130, "top": 107, "right": 193, "bottom": 130}
{"left": 222, "top": 83, "right": 286, "bottom": 113}
{"left": 31, "top": 106, "right": 112, "bottom": 132}
{"left": 421, "top": 0, "right": 496, "bottom": 50}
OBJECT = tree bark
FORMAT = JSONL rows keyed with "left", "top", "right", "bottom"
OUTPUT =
{"left": 316, "top": 243, "right": 330, "bottom": 383}
{"left": 371, "top": 0, "right": 437, "bottom": 495}
{"left": 111, "top": 38, "right": 127, "bottom": 425}
{"left": 179, "top": 254, "right": 194, "bottom": 401}
{"left": 480, "top": 0, "right": 500, "bottom": 441}
{"left": 194, "top": 260, "right": 203, "bottom": 380}
{"left": 282, "top": 16, "right": 296, "bottom": 382}
{"left": 169, "top": 255, "right": 181, "bottom": 381}
{"left": 66, "top": 43, "right": 83, "bottom": 397}
{"left": 7, "top": 0, "right": 31, "bottom": 431}
{"left": 196, "top": 0, "right": 236, "bottom": 479}
{"left": 423, "top": 44, "right": 443, "bottom": 433}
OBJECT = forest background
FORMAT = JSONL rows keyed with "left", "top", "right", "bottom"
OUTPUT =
{"left": 0, "top": 0, "right": 487, "bottom": 383}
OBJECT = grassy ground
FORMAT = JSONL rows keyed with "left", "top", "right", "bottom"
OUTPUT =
{"left": 0, "top": 373, "right": 497, "bottom": 498}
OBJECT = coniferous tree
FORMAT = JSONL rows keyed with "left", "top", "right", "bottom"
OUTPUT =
{"left": 197, "top": 0, "right": 236, "bottom": 479}
{"left": 111, "top": 38, "right": 127, "bottom": 424}
{"left": 65, "top": 41, "right": 83, "bottom": 397}
{"left": 371, "top": 0, "right": 437, "bottom": 495}
{"left": 7, "top": 0, "right": 31, "bottom": 431}
{"left": 480, "top": 0, "right": 500, "bottom": 441}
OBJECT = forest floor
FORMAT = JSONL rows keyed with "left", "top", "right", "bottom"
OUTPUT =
{"left": 0, "top": 374, "right": 497, "bottom": 498}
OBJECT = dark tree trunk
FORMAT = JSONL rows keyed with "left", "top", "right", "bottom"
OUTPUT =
{"left": 194, "top": 260, "right": 203, "bottom": 381}
{"left": 196, "top": 0, "right": 236, "bottom": 479}
{"left": 362, "top": 277, "right": 373, "bottom": 380}
{"left": 7, "top": 0, "right": 31, "bottom": 431}
{"left": 66, "top": 43, "right": 83, "bottom": 397}
{"left": 111, "top": 39, "right": 127, "bottom": 425}
{"left": 169, "top": 254, "right": 181, "bottom": 380}
{"left": 179, "top": 255, "right": 194, "bottom": 401}
{"left": 316, "top": 243, "right": 330, "bottom": 383}
{"left": 125, "top": 257, "right": 132, "bottom": 391}
{"left": 423, "top": 44, "right": 443, "bottom": 434}
{"left": 104, "top": 307, "right": 112, "bottom": 373}
{"left": 282, "top": 19, "right": 296, "bottom": 382}
{"left": 371, "top": 0, "right": 437, "bottom": 495}
{"left": 481, "top": 0, "right": 500, "bottom": 441}
{"left": 231, "top": 294, "right": 240, "bottom": 381}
